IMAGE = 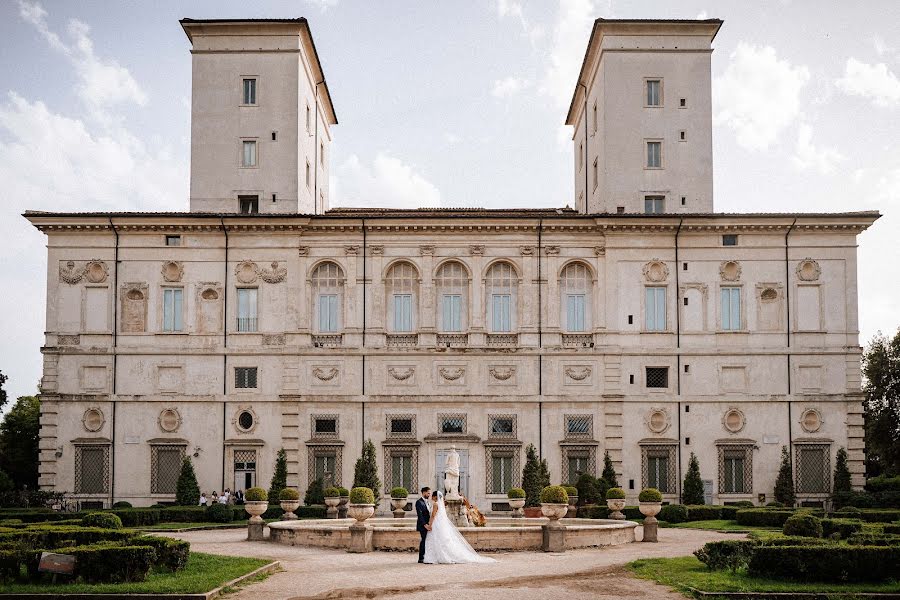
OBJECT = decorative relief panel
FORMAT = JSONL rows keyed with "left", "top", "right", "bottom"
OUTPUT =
{"left": 469, "top": 245, "right": 485, "bottom": 256}
{"left": 312, "top": 366, "right": 339, "bottom": 383}
{"left": 161, "top": 261, "right": 184, "bottom": 282}
{"left": 297, "top": 246, "right": 310, "bottom": 256}
{"left": 259, "top": 261, "right": 287, "bottom": 284}
{"left": 545, "top": 245, "right": 560, "bottom": 256}
{"left": 563, "top": 365, "right": 593, "bottom": 386}
{"left": 370, "top": 245, "right": 384, "bottom": 256}
{"left": 800, "top": 408, "right": 823, "bottom": 433}
{"left": 796, "top": 259, "right": 821, "bottom": 282}
{"left": 262, "top": 334, "right": 286, "bottom": 346}
{"left": 722, "top": 408, "right": 746, "bottom": 433}
{"left": 157, "top": 366, "right": 184, "bottom": 393}
{"left": 59, "top": 259, "right": 108, "bottom": 285}
{"left": 232, "top": 405, "right": 258, "bottom": 434}
{"left": 196, "top": 283, "right": 223, "bottom": 334}
{"left": 234, "top": 260, "right": 286, "bottom": 284}
{"left": 488, "top": 365, "right": 516, "bottom": 385}
{"left": 344, "top": 245, "right": 360, "bottom": 256}
{"left": 719, "top": 261, "right": 742, "bottom": 282}
{"left": 58, "top": 334, "right": 81, "bottom": 346}
{"left": 643, "top": 260, "right": 669, "bottom": 283}
{"left": 82, "top": 407, "right": 105, "bottom": 432}
{"left": 419, "top": 245, "right": 435, "bottom": 256}
{"left": 519, "top": 246, "right": 535, "bottom": 256}
{"left": 158, "top": 408, "right": 182, "bottom": 433}
{"left": 121, "top": 283, "right": 149, "bottom": 333}
{"left": 593, "top": 245, "right": 606, "bottom": 256}
{"left": 645, "top": 407, "right": 671, "bottom": 434}
{"left": 387, "top": 366, "right": 416, "bottom": 383}
{"left": 437, "top": 365, "right": 466, "bottom": 385}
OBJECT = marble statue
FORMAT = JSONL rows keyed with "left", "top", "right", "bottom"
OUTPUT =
{"left": 443, "top": 446, "right": 461, "bottom": 500}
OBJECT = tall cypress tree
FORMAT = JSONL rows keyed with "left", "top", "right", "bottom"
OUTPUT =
{"left": 682, "top": 452, "right": 705, "bottom": 505}
{"left": 175, "top": 456, "right": 201, "bottom": 506}
{"left": 521, "top": 444, "right": 551, "bottom": 507}
{"left": 833, "top": 447, "right": 852, "bottom": 493}
{"left": 601, "top": 450, "right": 619, "bottom": 488}
{"left": 774, "top": 445, "right": 796, "bottom": 506}
{"left": 353, "top": 439, "right": 381, "bottom": 493}
{"left": 268, "top": 448, "right": 288, "bottom": 503}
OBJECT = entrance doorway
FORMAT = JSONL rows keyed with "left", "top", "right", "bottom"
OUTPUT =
{"left": 234, "top": 449, "right": 257, "bottom": 491}
{"left": 435, "top": 448, "right": 469, "bottom": 497}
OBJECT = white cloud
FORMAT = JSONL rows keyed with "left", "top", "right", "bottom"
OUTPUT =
{"left": 304, "top": 0, "right": 339, "bottom": 12}
{"left": 713, "top": 43, "right": 810, "bottom": 151}
{"left": 332, "top": 153, "right": 441, "bottom": 209}
{"left": 791, "top": 123, "right": 844, "bottom": 174}
{"left": 18, "top": 1, "right": 147, "bottom": 120}
{"left": 696, "top": 10, "right": 709, "bottom": 19}
{"left": 871, "top": 34, "right": 895, "bottom": 58}
{"left": 444, "top": 132, "right": 461, "bottom": 145}
{"left": 540, "top": 0, "right": 596, "bottom": 109}
{"left": 496, "top": 0, "right": 545, "bottom": 44}
{"left": 491, "top": 76, "right": 530, "bottom": 99}
{"left": 835, "top": 58, "right": 900, "bottom": 107}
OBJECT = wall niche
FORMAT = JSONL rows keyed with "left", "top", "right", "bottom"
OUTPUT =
{"left": 121, "top": 283, "right": 149, "bottom": 333}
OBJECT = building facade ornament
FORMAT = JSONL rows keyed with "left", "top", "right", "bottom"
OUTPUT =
{"left": 593, "top": 246, "right": 606, "bottom": 256}
{"left": 259, "top": 261, "right": 287, "bottom": 284}
{"left": 545, "top": 245, "right": 561, "bottom": 256}
{"left": 158, "top": 408, "right": 182, "bottom": 433}
{"left": 82, "top": 407, "right": 105, "bottom": 432}
{"left": 419, "top": 245, "right": 435, "bottom": 256}
{"left": 388, "top": 367, "right": 415, "bottom": 381}
{"left": 262, "top": 333, "right": 286, "bottom": 345}
{"left": 59, "top": 261, "right": 84, "bottom": 284}
{"left": 519, "top": 246, "right": 535, "bottom": 256}
{"left": 84, "top": 260, "right": 109, "bottom": 284}
{"left": 235, "top": 260, "right": 259, "bottom": 284}
{"left": 469, "top": 245, "right": 485, "bottom": 256}
{"left": 313, "top": 367, "right": 339, "bottom": 381}
{"left": 58, "top": 334, "right": 80, "bottom": 346}
{"left": 720, "top": 260, "right": 742, "bottom": 282}
{"left": 646, "top": 408, "right": 671, "bottom": 434}
{"left": 489, "top": 367, "right": 516, "bottom": 381}
{"left": 344, "top": 245, "right": 360, "bottom": 256}
{"left": 800, "top": 407, "right": 823, "bottom": 433}
{"left": 161, "top": 261, "right": 184, "bottom": 282}
{"left": 232, "top": 405, "right": 259, "bottom": 434}
{"left": 643, "top": 260, "right": 669, "bottom": 283}
{"left": 564, "top": 366, "right": 592, "bottom": 381}
{"left": 797, "top": 258, "right": 821, "bottom": 281}
{"left": 297, "top": 246, "right": 310, "bottom": 256}
{"left": 439, "top": 367, "right": 465, "bottom": 381}
{"left": 722, "top": 407, "right": 746, "bottom": 433}
{"left": 370, "top": 245, "right": 385, "bottom": 256}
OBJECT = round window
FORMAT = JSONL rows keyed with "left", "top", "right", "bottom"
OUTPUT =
{"left": 238, "top": 411, "right": 254, "bottom": 431}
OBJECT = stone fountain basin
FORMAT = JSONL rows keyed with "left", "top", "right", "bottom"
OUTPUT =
{"left": 268, "top": 517, "right": 637, "bottom": 551}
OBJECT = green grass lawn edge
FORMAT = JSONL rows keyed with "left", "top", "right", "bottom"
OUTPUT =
{"left": 629, "top": 556, "right": 900, "bottom": 595}
{"left": 659, "top": 519, "right": 780, "bottom": 532}
{"left": 0, "top": 552, "right": 272, "bottom": 595}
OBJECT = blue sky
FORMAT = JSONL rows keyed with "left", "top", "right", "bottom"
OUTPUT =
{"left": 1, "top": 0, "right": 898, "bottom": 403}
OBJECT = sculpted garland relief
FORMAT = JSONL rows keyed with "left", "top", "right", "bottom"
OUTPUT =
{"left": 234, "top": 260, "right": 287, "bottom": 284}
{"left": 59, "top": 259, "right": 109, "bottom": 284}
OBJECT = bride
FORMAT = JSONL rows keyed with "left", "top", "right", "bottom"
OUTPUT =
{"left": 423, "top": 492, "right": 496, "bottom": 564}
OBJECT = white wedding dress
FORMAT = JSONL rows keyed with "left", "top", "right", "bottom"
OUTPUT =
{"left": 423, "top": 494, "right": 496, "bottom": 564}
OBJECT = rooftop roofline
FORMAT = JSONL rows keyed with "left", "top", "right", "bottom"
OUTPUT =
{"left": 179, "top": 18, "right": 337, "bottom": 125}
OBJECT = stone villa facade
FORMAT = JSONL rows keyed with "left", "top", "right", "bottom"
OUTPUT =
{"left": 25, "top": 18, "right": 878, "bottom": 511}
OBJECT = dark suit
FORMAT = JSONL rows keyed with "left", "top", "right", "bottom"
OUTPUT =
{"left": 415, "top": 497, "right": 430, "bottom": 562}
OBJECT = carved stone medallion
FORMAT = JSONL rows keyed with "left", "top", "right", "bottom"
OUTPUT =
{"left": 161, "top": 261, "right": 184, "bottom": 282}
{"left": 643, "top": 260, "right": 669, "bottom": 283}
{"left": 158, "top": 408, "right": 182, "bottom": 433}
{"left": 84, "top": 260, "right": 109, "bottom": 283}
{"left": 722, "top": 408, "right": 746, "bottom": 433}
{"left": 82, "top": 407, "right": 105, "bottom": 432}
{"left": 646, "top": 408, "right": 671, "bottom": 434}
{"left": 797, "top": 259, "right": 821, "bottom": 282}
{"left": 720, "top": 261, "right": 742, "bottom": 282}
{"left": 235, "top": 260, "right": 259, "bottom": 284}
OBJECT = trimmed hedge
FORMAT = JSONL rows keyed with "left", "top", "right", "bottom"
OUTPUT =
{"left": 0, "top": 526, "right": 135, "bottom": 549}
{"left": 205, "top": 503, "right": 233, "bottom": 523}
{"left": 821, "top": 518, "right": 864, "bottom": 539}
{"left": 782, "top": 513, "right": 823, "bottom": 538}
{"left": 857, "top": 509, "right": 900, "bottom": 523}
{"left": 159, "top": 506, "right": 208, "bottom": 523}
{"left": 694, "top": 539, "right": 757, "bottom": 572}
{"left": 0, "top": 511, "right": 87, "bottom": 523}
{"left": 883, "top": 523, "right": 900, "bottom": 535}
{"left": 82, "top": 512, "right": 123, "bottom": 530}
{"left": 577, "top": 504, "right": 643, "bottom": 520}
{"left": 749, "top": 544, "right": 900, "bottom": 582}
{"left": 129, "top": 535, "right": 190, "bottom": 571}
{"left": 721, "top": 502, "right": 754, "bottom": 520}
{"left": 54, "top": 543, "right": 156, "bottom": 583}
{"left": 110, "top": 508, "right": 160, "bottom": 527}
{"left": 659, "top": 504, "right": 688, "bottom": 523}
{"left": 847, "top": 533, "right": 900, "bottom": 546}
{"left": 687, "top": 505, "right": 722, "bottom": 521}
{"left": 735, "top": 508, "right": 822, "bottom": 527}
{"left": 866, "top": 475, "right": 900, "bottom": 493}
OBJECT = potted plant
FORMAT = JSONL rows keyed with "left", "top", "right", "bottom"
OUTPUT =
{"left": 606, "top": 487, "right": 626, "bottom": 520}
{"left": 390, "top": 487, "right": 409, "bottom": 518}
{"left": 337, "top": 487, "right": 350, "bottom": 518}
{"left": 539, "top": 485, "right": 569, "bottom": 521}
{"left": 348, "top": 486, "right": 376, "bottom": 522}
{"left": 324, "top": 486, "right": 341, "bottom": 519}
{"left": 507, "top": 487, "right": 526, "bottom": 518}
{"left": 244, "top": 486, "right": 269, "bottom": 523}
{"left": 279, "top": 487, "right": 301, "bottom": 520}
{"left": 564, "top": 485, "right": 579, "bottom": 517}
{"left": 638, "top": 488, "right": 663, "bottom": 518}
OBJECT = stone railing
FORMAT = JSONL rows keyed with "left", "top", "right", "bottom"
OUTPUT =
{"left": 311, "top": 334, "right": 343, "bottom": 348}
{"left": 436, "top": 333, "right": 468, "bottom": 348}
{"left": 486, "top": 333, "right": 518, "bottom": 348}
{"left": 386, "top": 333, "right": 418, "bottom": 348}
{"left": 561, "top": 333, "right": 593, "bottom": 348}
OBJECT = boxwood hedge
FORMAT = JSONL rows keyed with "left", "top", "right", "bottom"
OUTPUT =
{"left": 129, "top": 535, "right": 190, "bottom": 571}
{"left": 52, "top": 543, "right": 156, "bottom": 583}
{"left": 821, "top": 518, "right": 864, "bottom": 539}
{"left": 749, "top": 544, "right": 900, "bottom": 582}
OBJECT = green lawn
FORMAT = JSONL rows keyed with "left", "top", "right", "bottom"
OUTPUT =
{"left": 0, "top": 552, "right": 272, "bottom": 595}
{"left": 660, "top": 519, "right": 779, "bottom": 532}
{"left": 630, "top": 556, "right": 900, "bottom": 595}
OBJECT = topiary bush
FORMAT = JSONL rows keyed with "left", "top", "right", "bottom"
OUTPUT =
{"left": 638, "top": 488, "right": 662, "bottom": 502}
{"left": 268, "top": 449, "right": 289, "bottom": 504}
{"left": 245, "top": 487, "right": 267, "bottom": 502}
{"left": 773, "top": 446, "right": 796, "bottom": 507}
{"left": 659, "top": 504, "right": 688, "bottom": 523}
{"left": 563, "top": 485, "right": 578, "bottom": 499}
{"left": 749, "top": 545, "right": 900, "bottom": 582}
{"left": 540, "top": 485, "right": 568, "bottom": 504}
{"left": 782, "top": 513, "right": 823, "bottom": 538}
{"left": 305, "top": 478, "right": 325, "bottom": 506}
{"left": 606, "top": 487, "right": 626, "bottom": 500}
{"left": 112, "top": 501, "right": 132, "bottom": 508}
{"left": 390, "top": 487, "right": 409, "bottom": 499}
{"left": 350, "top": 487, "right": 375, "bottom": 504}
{"left": 835, "top": 506, "right": 862, "bottom": 518}
{"left": 694, "top": 539, "right": 758, "bottom": 572}
{"left": 352, "top": 440, "right": 381, "bottom": 495}
{"left": 175, "top": 456, "right": 201, "bottom": 507}
{"left": 81, "top": 512, "right": 123, "bottom": 530}
{"left": 507, "top": 488, "right": 526, "bottom": 499}
{"left": 279, "top": 488, "right": 300, "bottom": 501}
{"left": 575, "top": 473, "right": 603, "bottom": 505}
{"left": 736, "top": 508, "right": 797, "bottom": 527}
{"left": 338, "top": 487, "right": 350, "bottom": 497}
{"left": 601, "top": 450, "right": 619, "bottom": 489}
{"left": 324, "top": 486, "right": 340, "bottom": 498}
{"left": 205, "top": 502, "right": 233, "bottom": 523}
{"left": 129, "top": 535, "right": 190, "bottom": 571}
{"left": 821, "top": 518, "right": 863, "bottom": 539}
{"left": 766, "top": 501, "right": 785, "bottom": 507}
{"left": 682, "top": 452, "right": 705, "bottom": 505}
{"left": 522, "top": 444, "right": 551, "bottom": 508}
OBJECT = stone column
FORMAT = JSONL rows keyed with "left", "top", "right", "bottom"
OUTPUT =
{"left": 247, "top": 521, "right": 265, "bottom": 541}
{"left": 542, "top": 521, "right": 566, "bottom": 552}
{"left": 642, "top": 516, "right": 659, "bottom": 543}
{"left": 348, "top": 523, "right": 373, "bottom": 553}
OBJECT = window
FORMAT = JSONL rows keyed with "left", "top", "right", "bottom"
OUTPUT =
{"left": 313, "top": 416, "right": 337, "bottom": 437}
{"left": 487, "top": 262, "right": 517, "bottom": 333}
{"left": 391, "top": 454, "right": 414, "bottom": 489}
{"left": 237, "top": 411, "right": 254, "bottom": 431}
{"left": 271, "top": 131, "right": 277, "bottom": 141}
{"left": 386, "top": 261, "right": 418, "bottom": 333}
{"left": 387, "top": 415, "right": 415, "bottom": 438}
{"left": 720, "top": 446, "right": 752, "bottom": 493}
{"left": 566, "top": 450, "right": 592, "bottom": 485}
{"left": 236, "top": 288, "right": 258, "bottom": 332}
{"left": 312, "top": 262, "right": 343, "bottom": 333}
{"left": 646, "top": 141, "right": 662, "bottom": 168}
{"left": 74, "top": 445, "right": 109, "bottom": 494}
{"left": 565, "top": 414, "right": 592, "bottom": 438}
{"left": 679, "top": 98, "right": 686, "bottom": 108}
{"left": 305, "top": 159, "right": 311, "bottom": 188}
{"left": 165, "top": 235, "right": 181, "bottom": 247}
{"left": 592, "top": 102, "right": 597, "bottom": 133}
{"left": 646, "top": 450, "right": 671, "bottom": 492}
{"left": 644, "top": 195, "right": 665, "bottom": 214}
{"left": 151, "top": 445, "right": 184, "bottom": 494}
{"left": 721, "top": 287, "right": 742, "bottom": 330}
{"left": 439, "top": 414, "right": 466, "bottom": 435}
{"left": 578, "top": 142, "right": 583, "bottom": 171}
{"left": 592, "top": 157, "right": 598, "bottom": 190}
{"left": 314, "top": 452, "right": 336, "bottom": 482}
{"left": 679, "top": 130, "right": 686, "bottom": 141}
{"left": 162, "top": 288, "right": 183, "bottom": 332}
{"left": 723, "top": 234, "right": 738, "bottom": 246}
{"left": 796, "top": 445, "right": 830, "bottom": 494}
{"left": 491, "top": 453, "right": 515, "bottom": 494}
{"left": 645, "top": 287, "right": 666, "bottom": 331}
{"left": 616, "top": 206, "right": 625, "bottom": 214}
{"left": 235, "top": 367, "right": 257, "bottom": 389}
{"left": 320, "top": 141, "right": 325, "bottom": 166}
{"left": 308, "top": 446, "right": 342, "bottom": 485}
{"left": 561, "top": 262, "right": 590, "bottom": 333}
{"left": 239, "top": 195, "right": 259, "bottom": 214}
{"left": 306, "top": 102, "right": 311, "bottom": 133}
{"left": 242, "top": 141, "right": 257, "bottom": 167}
{"left": 646, "top": 79, "right": 661, "bottom": 106}
{"left": 242, "top": 78, "right": 257, "bottom": 105}
{"left": 489, "top": 415, "right": 516, "bottom": 438}
{"left": 646, "top": 367, "right": 669, "bottom": 389}
{"left": 441, "top": 295, "right": 462, "bottom": 332}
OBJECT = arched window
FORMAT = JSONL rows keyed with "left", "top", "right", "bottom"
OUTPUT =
{"left": 435, "top": 261, "right": 469, "bottom": 332}
{"left": 486, "top": 262, "right": 518, "bottom": 333}
{"left": 311, "top": 262, "right": 343, "bottom": 332}
{"left": 385, "top": 261, "right": 419, "bottom": 332}
{"left": 560, "top": 262, "right": 591, "bottom": 332}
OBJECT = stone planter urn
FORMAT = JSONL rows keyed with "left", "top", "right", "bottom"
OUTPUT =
{"left": 324, "top": 496, "right": 341, "bottom": 519}
{"left": 244, "top": 500, "right": 268, "bottom": 524}
{"left": 639, "top": 501, "right": 662, "bottom": 518}
{"left": 606, "top": 498, "right": 626, "bottom": 520}
{"left": 540, "top": 503, "right": 569, "bottom": 522}
{"left": 390, "top": 497, "right": 408, "bottom": 518}
{"left": 338, "top": 496, "right": 349, "bottom": 519}
{"left": 280, "top": 499, "right": 301, "bottom": 520}
{"left": 508, "top": 498, "right": 526, "bottom": 518}
{"left": 348, "top": 503, "right": 376, "bottom": 523}
{"left": 566, "top": 495, "right": 579, "bottom": 518}
{"left": 640, "top": 501, "right": 662, "bottom": 543}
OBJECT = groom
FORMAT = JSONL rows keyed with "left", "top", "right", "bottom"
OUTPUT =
{"left": 415, "top": 486, "right": 432, "bottom": 563}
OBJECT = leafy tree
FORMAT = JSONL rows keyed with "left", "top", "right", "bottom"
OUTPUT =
{"left": 175, "top": 456, "right": 200, "bottom": 506}
{"left": 304, "top": 477, "right": 325, "bottom": 505}
{"left": 575, "top": 473, "right": 602, "bottom": 505}
{"left": 0, "top": 470, "right": 13, "bottom": 493}
{"left": 833, "top": 447, "right": 852, "bottom": 493}
{"left": 352, "top": 440, "right": 381, "bottom": 493}
{"left": 601, "top": 450, "right": 619, "bottom": 488}
{"left": 0, "top": 371, "right": 7, "bottom": 412}
{"left": 774, "top": 445, "right": 796, "bottom": 506}
{"left": 521, "top": 444, "right": 551, "bottom": 507}
{"left": 0, "top": 395, "right": 40, "bottom": 489}
{"left": 682, "top": 452, "right": 705, "bottom": 505}
{"left": 268, "top": 448, "right": 288, "bottom": 503}
{"left": 862, "top": 330, "right": 900, "bottom": 477}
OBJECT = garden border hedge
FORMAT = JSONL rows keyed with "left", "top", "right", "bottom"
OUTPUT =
{"left": 748, "top": 544, "right": 900, "bottom": 582}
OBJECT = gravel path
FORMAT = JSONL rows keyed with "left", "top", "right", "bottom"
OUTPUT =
{"left": 172, "top": 525, "right": 737, "bottom": 600}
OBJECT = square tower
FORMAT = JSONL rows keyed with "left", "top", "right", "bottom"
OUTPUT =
{"left": 567, "top": 19, "right": 722, "bottom": 214}
{"left": 181, "top": 18, "right": 337, "bottom": 214}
